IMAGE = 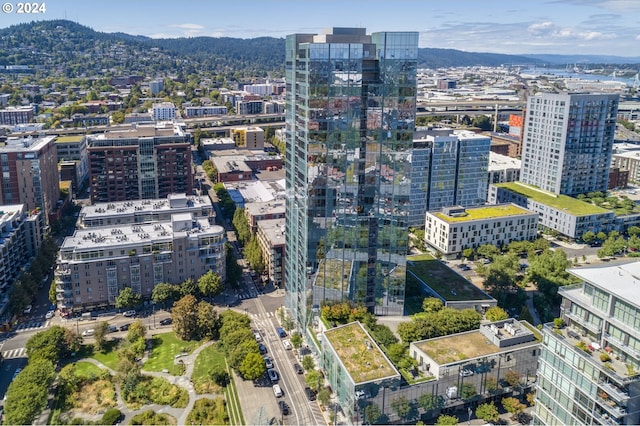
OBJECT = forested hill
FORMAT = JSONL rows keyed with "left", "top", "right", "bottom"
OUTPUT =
{"left": 0, "top": 19, "right": 547, "bottom": 77}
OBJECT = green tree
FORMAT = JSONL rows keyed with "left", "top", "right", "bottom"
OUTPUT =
{"left": 628, "top": 226, "right": 640, "bottom": 237}
{"left": 197, "top": 270, "right": 223, "bottom": 301}
{"left": 305, "top": 370, "right": 322, "bottom": 392}
{"left": 232, "top": 207, "right": 251, "bottom": 245}
{"left": 180, "top": 278, "right": 198, "bottom": 297}
{"left": 471, "top": 114, "right": 493, "bottom": 130}
{"left": 152, "top": 283, "right": 180, "bottom": 308}
{"left": 422, "top": 297, "right": 444, "bottom": 313}
{"left": 196, "top": 300, "right": 219, "bottom": 340}
{"left": 581, "top": 230, "right": 596, "bottom": 243}
{"left": 172, "top": 294, "right": 198, "bottom": 340}
{"left": 93, "top": 321, "right": 111, "bottom": 352}
{"left": 3, "top": 358, "right": 56, "bottom": 425}
{"left": 244, "top": 236, "right": 265, "bottom": 275}
{"left": 317, "top": 388, "right": 331, "bottom": 406}
{"left": 461, "top": 383, "right": 477, "bottom": 400}
{"left": 290, "top": 332, "right": 303, "bottom": 350}
{"left": 127, "top": 320, "right": 146, "bottom": 344}
{"left": 364, "top": 403, "right": 382, "bottom": 425}
{"left": 390, "top": 395, "right": 412, "bottom": 421}
{"left": 462, "top": 247, "right": 475, "bottom": 260}
{"left": 485, "top": 306, "right": 509, "bottom": 322}
{"left": 418, "top": 393, "right": 443, "bottom": 412}
{"left": 302, "top": 355, "right": 315, "bottom": 371}
{"left": 115, "top": 287, "right": 141, "bottom": 310}
{"left": 477, "top": 244, "right": 501, "bottom": 260}
{"left": 476, "top": 402, "right": 500, "bottom": 422}
{"left": 502, "top": 396, "right": 526, "bottom": 418}
{"left": 238, "top": 352, "right": 266, "bottom": 380}
{"left": 436, "top": 414, "right": 459, "bottom": 425}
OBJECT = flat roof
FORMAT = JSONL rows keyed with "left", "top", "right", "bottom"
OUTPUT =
{"left": 494, "top": 182, "right": 610, "bottom": 216}
{"left": 433, "top": 204, "right": 533, "bottom": 223}
{"left": 568, "top": 261, "right": 640, "bottom": 308}
{"left": 80, "top": 195, "right": 212, "bottom": 222}
{"left": 324, "top": 322, "right": 399, "bottom": 384}
{"left": 407, "top": 253, "right": 494, "bottom": 302}
{"left": 55, "top": 135, "right": 84, "bottom": 143}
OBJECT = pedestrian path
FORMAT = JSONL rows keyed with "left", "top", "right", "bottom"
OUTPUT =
{"left": 2, "top": 347, "right": 27, "bottom": 359}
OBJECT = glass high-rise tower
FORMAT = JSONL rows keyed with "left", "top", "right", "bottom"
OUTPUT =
{"left": 285, "top": 28, "right": 418, "bottom": 330}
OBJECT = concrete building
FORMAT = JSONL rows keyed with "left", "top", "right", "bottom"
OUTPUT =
{"left": 285, "top": 27, "right": 418, "bottom": 321}
{"left": 612, "top": 151, "right": 640, "bottom": 184}
{"left": 151, "top": 102, "right": 176, "bottom": 121}
{"left": 534, "top": 262, "right": 640, "bottom": 425}
{"left": 55, "top": 135, "right": 89, "bottom": 191}
{"left": 488, "top": 151, "right": 521, "bottom": 188}
{"left": 55, "top": 210, "right": 225, "bottom": 312}
{"left": 200, "top": 137, "right": 235, "bottom": 152}
{"left": 521, "top": 92, "right": 619, "bottom": 197}
{"left": 149, "top": 79, "right": 164, "bottom": 96}
{"left": 211, "top": 157, "right": 253, "bottom": 183}
{"left": 244, "top": 200, "right": 286, "bottom": 231}
{"left": 231, "top": 126, "right": 265, "bottom": 150}
{"left": 609, "top": 167, "right": 629, "bottom": 190}
{"left": 489, "top": 182, "right": 615, "bottom": 239}
{"left": 87, "top": 123, "right": 192, "bottom": 203}
{"left": 0, "top": 105, "right": 34, "bottom": 125}
{"left": 424, "top": 204, "right": 538, "bottom": 256}
{"left": 184, "top": 105, "right": 228, "bottom": 118}
{"left": 255, "top": 218, "right": 285, "bottom": 288}
{"left": 0, "top": 136, "right": 59, "bottom": 223}
{"left": 410, "top": 128, "right": 491, "bottom": 227}
{"left": 235, "top": 99, "right": 264, "bottom": 115}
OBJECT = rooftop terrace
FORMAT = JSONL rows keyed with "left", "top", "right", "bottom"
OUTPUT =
{"left": 434, "top": 204, "right": 532, "bottom": 223}
{"left": 324, "top": 322, "right": 399, "bottom": 384}
{"left": 494, "top": 182, "right": 610, "bottom": 216}
{"left": 406, "top": 253, "right": 493, "bottom": 302}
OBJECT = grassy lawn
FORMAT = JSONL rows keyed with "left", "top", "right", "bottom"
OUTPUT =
{"left": 192, "top": 345, "right": 226, "bottom": 394}
{"left": 74, "top": 361, "right": 105, "bottom": 379}
{"left": 434, "top": 204, "right": 532, "bottom": 222}
{"left": 88, "top": 340, "right": 120, "bottom": 370}
{"left": 143, "top": 332, "right": 200, "bottom": 375}
{"left": 415, "top": 330, "right": 498, "bottom": 364}
{"left": 407, "top": 253, "right": 491, "bottom": 302}
{"left": 123, "top": 376, "right": 189, "bottom": 410}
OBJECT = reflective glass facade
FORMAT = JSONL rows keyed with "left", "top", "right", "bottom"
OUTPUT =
{"left": 285, "top": 28, "right": 418, "bottom": 329}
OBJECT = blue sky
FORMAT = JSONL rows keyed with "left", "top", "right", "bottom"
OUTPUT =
{"left": 2, "top": 0, "right": 640, "bottom": 56}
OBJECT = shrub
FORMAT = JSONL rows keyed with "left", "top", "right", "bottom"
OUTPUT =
{"left": 101, "top": 408, "right": 123, "bottom": 425}
{"left": 600, "top": 353, "right": 611, "bottom": 362}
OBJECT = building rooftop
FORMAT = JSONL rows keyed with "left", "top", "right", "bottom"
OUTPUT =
{"left": 433, "top": 204, "right": 533, "bottom": 223}
{"left": 245, "top": 200, "right": 285, "bottom": 217}
{"left": 55, "top": 135, "right": 85, "bottom": 144}
{"left": 489, "top": 151, "right": 521, "bottom": 171}
{"left": 494, "top": 182, "right": 611, "bottom": 216}
{"left": 88, "top": 123, "right": 186, "bottom": 141}
{"left": 212, "top": 157, "right": 252, "bottom": 174}
{"left": 567, "top": 261, "right": 640, "bottom": 309}
{"left": 406, "top": 253, "right": 494, "bottom": 302}
{"left": 323, "top": 322, "right": 399, "bottom": 384}
{"left": 0, "top": 135, "right": 55, "bottom": 152}
{"left": 257, "top": 218, "right": 285, "bottom": 247}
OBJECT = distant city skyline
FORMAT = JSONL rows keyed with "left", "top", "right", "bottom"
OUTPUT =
{"left": 1, "top": 0, "right": 640, "bottom": 57}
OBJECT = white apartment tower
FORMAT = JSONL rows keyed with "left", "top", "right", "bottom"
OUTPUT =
{"left": 521, "top": 92, "right": 619, "bottom": 197}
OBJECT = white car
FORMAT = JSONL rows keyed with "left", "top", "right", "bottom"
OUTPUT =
{"left": 45, "top": 310, "right": 54, "bottom": 319}
{"left": 23, "top": 305, "right": 32, "bottom": 315}
{"left": 282, "top": 339, "right": 292, "bottom": 350}
{"left": 273, "top": 384, "right": 283, "bottom": 397}
{"left": 82, "top": 329, "right": 95, "bottom": 337}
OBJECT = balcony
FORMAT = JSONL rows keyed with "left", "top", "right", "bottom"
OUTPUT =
{"left": 565, "top": 311, "right": 601, "bottom": 334}
{"left": 597, "top": 395, "right": 627, "bottom": 419}
{"left": 599, "top": 380, "right": 629, "bottom": 403}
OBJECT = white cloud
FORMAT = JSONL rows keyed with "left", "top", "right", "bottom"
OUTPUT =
{"left": 169, "top": 23, "right": 204, "bottom": 30}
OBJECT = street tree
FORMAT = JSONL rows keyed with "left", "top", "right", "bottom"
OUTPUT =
{"left": 197, "top": 270, "right": 223, "bottom": 301}
{"left": 127, "top": 320, "right": 146, "bottom": 344}
{"left": 302, "top": 355, "right": 315, "bottom": 371}
{"left": 180, "top": 278, "right": 198, "bottom": 297}
{"left": 475, "top": 402, "right": 500, "bottom": 422}
{"left": 364, "top": 403, "right": 382, "bottom": 425}
{"left": 502, "top": 397, "right": 526, "bottom": 418}
{"left": 290, "top": 332, "right": 303, "bottom": 350}
{"left": 115, "top": 287, "right": 141, "bottom": 310}
{"left": 93, "top": 321, "right": 111, "bottom": 352}
{"left": 238, "top": 352, "right": 266, "bottom": 380}
{"left": 581, "top": 230, "right": 596, "bottom": 243}
{"left": 172, "top": 294, "right": 198, "bottom": 340}
{"left": 196, "top": 300, "right": 219, "bottom": 340}
{"left": 390, "top": 395, "right": 413, "bottom": 422}
{"left": 228, "top": 340, "right": 260, "bottom": 370}
{"left": 151, "top": 283, "right": 180, "bottom": 308}
{"left": 305, "top": 370, "right": 323, "bottom": 392}
{"left": 435, "top": 415, "right": 458, "bottom": 425}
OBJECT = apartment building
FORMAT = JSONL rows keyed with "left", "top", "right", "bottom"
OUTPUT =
{"left": 534, "top": 262, "right": 640, "bottom": 425}
{"left": 55, "top": 135, "right": 89, "bottom": 191}
{"left": 424, "top": 204, "right": 538, "bottom": 256}
{"left": 151, "top": 102, "right": 176, "bottom": 121}
{"left": 87, "top": 123, "right": 192, "bottom": 203}
{"left": 184, "top": 105, "right": 228, "bottom": 118}
{"left": 55, "top": 212, "right": 225, "bottom": 311}
{"left": 0, "top": 105, "right": 34, "bottom": 125}
{"left": 231, "top": 126, "right": 265, "bottom": 150}
{"left": 0, "top": 136, "right": 59, "bottom": 223}
{"left": 255, "top": 218, "right": 285, "bottom": 288}
{"left": 521, "top": 92, "right": 619, "bottom": 197}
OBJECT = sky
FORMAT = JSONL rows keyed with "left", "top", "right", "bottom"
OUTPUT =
{"left": 2, "top": 0, "right": 640, "bottom": 57}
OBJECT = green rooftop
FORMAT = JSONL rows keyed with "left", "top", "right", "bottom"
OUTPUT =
{"left": 434, "top": 204, "right": 532, "bottom": 222}
{"left": 55, "top": 135, "right": 84, "bottom": 143}
{"left": 324, "top": 322, "right": 399, "bottom": 384}
{"left": 406, "top": 253, "right": 493, "bottom": 302}
{"left": 494, "top": 182, "right": 611, "bottom": 216}
{"left": 415, "top": 330, "right": 499, "bottom": 364}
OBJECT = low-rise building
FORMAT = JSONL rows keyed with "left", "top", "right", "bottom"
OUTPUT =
{"left": 489, "top": 182, "right": 615, "bottom": 239}
{"left": 534, "top": 262, "right": 640, "bottom": 425}
{"left": 0, "top": 105, "right": 34, "bottom": 125}
{"left": 211, "top": 157, "right": 253, "bottom": 183}
{"left": 255, "top": 218, "right": 285, "bottom": 287}
{"left": 231, "top": 126, "right": 264, "bottom": 150}
{"left": 151, "top": 102, "right": 176, "bottom": 121}
{"left": 56, "top": 212, "right": 225, "bottom": 312}
{"left": 425, "top": 204, "right": 538, "bottom": 256}
{"left": 184, "top": 105, "right": 228, "bottom": 117}
{"left": 488, "top": 152, "right": 521, "bottom": 187}
{"left": 244, "top": 200, "right": 286, "bottom": 231}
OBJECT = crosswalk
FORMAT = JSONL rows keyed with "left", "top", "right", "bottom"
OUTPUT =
{"left": 250, "top": 311, "right": 274, "bottom": 321}
{"left": 2, "top": 347, "right": 26, "bottom": 359}
{"left": 11, "top": 321, "right": 49, "bottom": 332}
{"left": 237, "top": 291, "right": 258, "bottom": 300}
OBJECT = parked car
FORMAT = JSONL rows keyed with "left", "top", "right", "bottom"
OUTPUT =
{"left": 23, "top": 305, "right": 32, "bottom": 315}
{"left": 119, "top": 323, "right": 131, "bottom": 331}
{"left": 267, "top": 368, "right": 278, "bottom": 382}
{"left": 276, "top": 327, "right": 286, "bottom": 338}
{"left": 459, "top": 368, "right": 474, "bottom": 377}
{"left": 82, "top": 329, "right": 95, "bottom": 337}
{"left": 264, "top": 356, "right": 274, "bottom": 369}
{"left": 108, "top": 325, "right": 118, "bottom": 333}
{"left": 304, "top": 387, "right": 316, "bottom": 401}
{"left": 159, "top": 317, "right": 172, "bottom": 326}
{"left": 254, "top": 332, "right": 262, "bottom": 342}
{"left": 258, "top": 343, "right": 267, "bottom": 354}
{"left": 45, "top": 310, "right": 55, "bottom": 319}
{"left": 123, "top": 310, "right": 137, "bottom": 317}
{"left": 278, "top": 400, "right": 289, "bottom": 415}
{"left": 293, "top": 363, "right": 303, "bottom": 374}
{"left": 272, "top": 384, "right": 283, "bottom": 398}
{"left": 282, "top": 339, "right": 292, "bottom": 350}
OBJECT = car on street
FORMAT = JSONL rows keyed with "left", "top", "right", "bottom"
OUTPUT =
{"left": 23, "top": 305, "right": 32, "bottom": 315}
{"left": 272, "top": 384, "right": 283, "bottom": 398}
{"left": 278, "top": 400, "right": 289, "bottom": 415}
{"left": 123, "top": 310, "right": 137, "bottom": 317}
{"left": 45, "top": 310, "right": 54, "bottom": 319}
{"left": 82, "top": 329, "right": 95, "bottom": 337}
{"left": 119, "top": 323, "right": 131, "bottom": 331}
{"left": 282, "top": 339, "right": 292, "bottom": 350}
{"left": 459, "top": 368, "right": 474, "bottom": 377}
{"left": 264, "top": 356, "right": 274, "bottom": 369}
{"left": 258, "top": 343, "right": 267, "bottom": 354}
{"left": 293, "top": 363, "right": 303, "bottom": 374}
{"left": 159, "top": 317, "right": 172, "bottom": 326}
{"left": 267, "top": 368, "right": 278, "bottom": 382}
{"left": 276, "top": 327, "right": 286, "bottom": 338}
{"left": 108, "top": 325, "right": 118, "bottom": 333}
{"left": 254, "top": 332, "right": 262, "bottom": 342}
{"left": 304, "top": 387, "right": 316, "bottom": 401}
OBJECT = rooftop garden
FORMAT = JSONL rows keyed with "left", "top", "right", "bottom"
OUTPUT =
{"left": 494, "top": 182, "right": 611, "bottom": 216}
{"left": 324, "top": 322, "right": 398, "bottom": 384}
{"left": 434, "top": 204, "right": 532, "bottom": 222}
{"left": 407, "top": 253, "right": 492, "bottom": 302}
{"left": 415, "top": 330, "right": 499, "bottom": 364}
{"left": 575, "top": 191, "right": 640, "bottom": 216}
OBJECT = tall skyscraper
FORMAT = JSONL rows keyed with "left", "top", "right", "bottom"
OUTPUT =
{"left": 534, "top": 262, "right": 640, "bottom": 425}
{"left": 285, "top": 28, "right": 418, "bottom": 329}
{"left": 409, "top": 128, "right": 490, "bottom": 227}
{"left": 520, "top": 92, "right": 618, "bottom": 196}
